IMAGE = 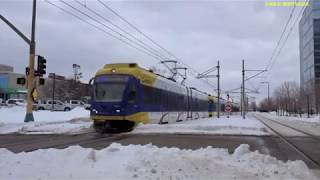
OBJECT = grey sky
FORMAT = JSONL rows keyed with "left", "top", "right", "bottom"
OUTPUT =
{"left": 0, "top": 0, "right": 303, "bottom": 102}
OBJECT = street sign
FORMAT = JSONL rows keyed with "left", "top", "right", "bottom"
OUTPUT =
{"left": 31, "top": 88, "right": 38, "bottom": 102}
{"left": 225, "top": 103, "right": 232, "bottom": 112}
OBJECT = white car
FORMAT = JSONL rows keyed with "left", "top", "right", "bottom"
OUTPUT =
{"left": 65, "top": 100, "right": 90, "bottom": 110}
{"left": 6, "top": 99, "right": 26, "bottom": 106}
{"left": 35, "top": 100, "right": 72, "bottom": 111}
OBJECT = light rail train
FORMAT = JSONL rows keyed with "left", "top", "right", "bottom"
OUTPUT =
{"left": 90, "top": 63, "right": 224, "bottom": 132}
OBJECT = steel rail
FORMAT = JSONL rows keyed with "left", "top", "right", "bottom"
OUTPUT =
{"left": 254, "top": 114, "right": 320, "bottom": 169}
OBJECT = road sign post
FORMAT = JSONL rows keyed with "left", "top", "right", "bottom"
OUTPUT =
{"left": 225, "top": 103, "right": 232, "bottom": 118}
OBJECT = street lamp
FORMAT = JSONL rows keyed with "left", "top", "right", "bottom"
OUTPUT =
{"left": 261, "top": 81, "right": 270, "bottom": 113}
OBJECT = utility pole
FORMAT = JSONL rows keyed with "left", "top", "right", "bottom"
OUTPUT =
{"left": 240, "top": 59, "right": 266, "bottom": 119}
{"left": 261, "top": 81, "right": 270, "bottom": 113}
{"left": 72, "top": 64, "right": 82, "bottom": 82}
{"left": 217, "top": 61, "right": 220, "bottom": 118}
{"left": 52, "top": 73, "right": 56, "bottom": 111}
{"left": 307, "top": 95, "right": 310, "bottom": 118}
{"left": 196, "top": 61, "right": 220, "bottom": 118}
{"left": 242, "top": 60, "right": 245, "bottom": 119}
{"left": 246, "top": 96, "right": 249, "bottom": 113}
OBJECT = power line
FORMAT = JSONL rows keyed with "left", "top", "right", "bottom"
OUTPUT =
{"left": 73, "top": 0, "right": 169, "bottom": 60}
{"left": 265, "top": 0, "right": 298, "bottom": 71}
{"left": 97, "top": 0, "right": 176, "bottom": 59}
{"left": 59, "top": 0, "right": 166, "bottom": 61}
{"left": 257, "top": 0, "right": 308, "bottom": 94}
{"left": 268, "top": 1, "right": 308, "bottom": 72}
{"left": 44, "top": 0, "right": 163, "bottom": 61}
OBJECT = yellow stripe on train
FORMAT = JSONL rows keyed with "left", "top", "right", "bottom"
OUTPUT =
{"left": 92, "top": 112, "right": 150, "bottom": 124}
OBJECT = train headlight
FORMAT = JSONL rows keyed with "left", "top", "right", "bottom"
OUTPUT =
{"left": 116, "top": 109, "right": 121, "bottom": 113}
{"left": 92, "top": 109, "right": 98, "bottom": 114}
{"left": 111, "top": 68, "right": 116, "bottom": 73}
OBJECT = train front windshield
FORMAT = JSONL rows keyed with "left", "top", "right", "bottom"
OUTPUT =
{"left": 94, "top": 75, "right": 129, "bottom": 102}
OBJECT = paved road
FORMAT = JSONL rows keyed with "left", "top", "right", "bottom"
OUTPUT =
{"left": 0, "top": 133, "right": 319, "bottom": 169}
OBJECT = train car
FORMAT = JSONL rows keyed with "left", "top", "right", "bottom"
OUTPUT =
{"left": 90, "top": 63, "right": 216, "bottom": 132}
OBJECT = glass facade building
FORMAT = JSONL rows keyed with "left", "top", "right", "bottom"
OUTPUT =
{"left": 299, "top": 0, "right": 320, "bottom": 111}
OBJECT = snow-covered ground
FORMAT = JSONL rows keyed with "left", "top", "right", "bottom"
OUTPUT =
{"left": 264, "top": 112, "right": 320, "bottom": 123}
{"left": 0, "top": 106, "right": 91, "bottom": 134}
{"left": 0, "top": 106, "right": 269, "bottom": 135}
{"left": 132, "top": 116, "right": 270, "bottom": 136}
{"left": 0, "top": 143, "right": 318, "bottom": 180}
{"left": 257, "top": 112, "right": 320, "bottom": 136}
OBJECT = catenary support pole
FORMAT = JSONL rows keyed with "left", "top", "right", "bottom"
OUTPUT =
{"left": 52, "top": 73, "right": 55, "bottom": 111}
{"left": 242, "top": 60, "right": 245, "bottom": 119}
{"left": 217, "top": 60, "right": 220, "bottom": 118}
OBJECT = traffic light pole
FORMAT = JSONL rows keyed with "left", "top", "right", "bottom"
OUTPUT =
{"left": 25, "top": 0, "right": 37, "bottom": 122}
{"left": 0, "top": 0, "right": 37, "bottom": 122}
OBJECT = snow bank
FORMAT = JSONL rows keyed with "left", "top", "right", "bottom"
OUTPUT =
{"left": 133, "top": 116, "right": 270, "bottom": 136}
{"left": 0, "top": 106, "right": 91, "bottom": 134}
{"left": 0, "top": 143, "right": 317, "bottom": 180}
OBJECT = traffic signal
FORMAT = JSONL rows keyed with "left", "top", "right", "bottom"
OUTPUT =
{"left": 37, "top": 55, "right": 47, "bottom": 76}
{"left": 39, "top": 78, "right": 45, "bottom": 85}
{"left": 17, "top": 77, "right": 26, "bottom": 85}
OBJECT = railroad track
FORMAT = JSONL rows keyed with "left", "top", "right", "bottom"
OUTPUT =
{"left": 1, "top": 132, "right": 126, "bottom": 152}
{"left": 254, "top": 114, "right": 320, "bottom": 169}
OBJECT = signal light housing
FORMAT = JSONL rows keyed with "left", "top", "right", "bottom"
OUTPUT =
{"left": 37, "top": 55, "right": 47, "bottom": 76}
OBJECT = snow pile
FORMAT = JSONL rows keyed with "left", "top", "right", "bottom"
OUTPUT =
{"left": 133, "top": 116, "right": 270, "bottom": 136}
{"left": 0, "top": 143, "right": 317, "bottom": 179}
{"left": 0, "top": 106, "right": 91, "bottom": 134}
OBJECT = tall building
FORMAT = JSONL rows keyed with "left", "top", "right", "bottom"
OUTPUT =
{"left": 299, "top": 0, "right": 320, "bottom": 112}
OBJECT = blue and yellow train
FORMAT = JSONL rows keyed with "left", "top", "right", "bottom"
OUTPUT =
{"left": 90, "top": 63, "right": 218, "bottom": 132}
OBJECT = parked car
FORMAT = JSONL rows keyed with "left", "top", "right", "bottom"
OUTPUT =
{"left": 6, "top": 99, "right": 26, "bottom": 106}
{"left": 65, "top": 100, "right": 90, "bottom": 110}
{"left": 0, "top": 98, "right": 7, "bottom": 107}
{"left": 34, "top": 100, "right": 72, "bottom": 111}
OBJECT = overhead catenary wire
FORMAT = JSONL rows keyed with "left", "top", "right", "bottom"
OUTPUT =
{"left": 59, "top": 0, "right": 167, "bottom": 61}
{"left": 268, "top": 0, "right": 308, "bottom": 73}
{"left": 44, "top": 0, "right": 163, "bottom": 61}
{"left": 257, "top": 0, "right": 308, "bottom": 94}
{"left": 73, "top": 0, "right": 169, "bottom": 60}
{"left": 264, "top": 0, "right": 298, "bottom": 71}
{"left": 97, "top": 0, "right": 176, "bottom": 59}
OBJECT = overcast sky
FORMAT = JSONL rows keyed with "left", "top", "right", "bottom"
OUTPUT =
{"left": 0, "top": 0, "right": 303, "bottom": 102}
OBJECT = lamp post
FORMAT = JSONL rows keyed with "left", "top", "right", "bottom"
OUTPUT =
{"left": 261, "top": 81, "right": 270, "bottom": 113}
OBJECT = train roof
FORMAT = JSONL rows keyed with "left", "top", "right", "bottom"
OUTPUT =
{"left": 95, "top": 63, "right": 212, "bottom": 99}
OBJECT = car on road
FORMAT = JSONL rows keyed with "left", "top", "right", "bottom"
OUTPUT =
{"left": 65, "top": 100, "right": 90, "bottom": 110}
{"left": 6, "top": 99, "right": 26, "bottom": 106}
{"left": 34, "top": 100, "right": 73, "bottom": 111}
